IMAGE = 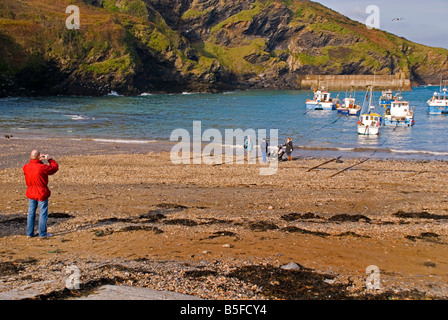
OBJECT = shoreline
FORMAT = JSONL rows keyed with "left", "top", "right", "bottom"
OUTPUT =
{"left": 2, "top": 135, "right": 448, "bottom": 172}
{"left": 0, "top": 137, "right": 447, "bottom": 300}
{"left": 0, "top": 84, "right": 438, "bottom": 100}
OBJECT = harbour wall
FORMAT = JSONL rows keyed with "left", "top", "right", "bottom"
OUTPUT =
{"left": 297, "top": 74, "right": 412, "bottom": 91}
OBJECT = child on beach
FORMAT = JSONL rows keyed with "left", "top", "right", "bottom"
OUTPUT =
{"left": 244, "top": 136, "right": 254, "bottom": 161}
{"left": 283, "top": 137, "right": 293, "bottom": 161}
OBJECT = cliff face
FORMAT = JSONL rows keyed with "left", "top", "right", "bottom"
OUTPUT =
{"left": 0, "top": 0, "right": 447, "bottom": 96}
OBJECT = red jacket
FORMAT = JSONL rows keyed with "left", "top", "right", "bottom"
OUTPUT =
{"left": 23, "top": 159, "right": 59, "bottom": 201}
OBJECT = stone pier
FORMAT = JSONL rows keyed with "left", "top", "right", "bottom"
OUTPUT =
{"left": 297, "top": 74, "right": 412, "bottom": 91}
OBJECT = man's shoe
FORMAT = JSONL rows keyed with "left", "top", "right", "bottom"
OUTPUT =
{"left": 38, "top": 233, "right": 53, "bottom": 240}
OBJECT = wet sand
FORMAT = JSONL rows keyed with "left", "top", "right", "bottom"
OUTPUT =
{"left": 0, "top": 137, "right": 447, "bottom": 300}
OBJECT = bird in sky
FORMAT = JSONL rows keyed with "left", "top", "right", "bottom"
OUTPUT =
{"left": 392, "top": 17, "right": 406, "bottom": 21}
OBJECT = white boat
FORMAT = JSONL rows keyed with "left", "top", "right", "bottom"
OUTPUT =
{"left": 384, "top": 95, "right": 415, "bottom": 127}
{"left": 306, "top": 89, "right": 337, "bottom": 110}
{"left": 337, "top": 97, "right": 361, "bottom": 116}
{"left": 347, "top": 97, "right": 362, "bottom": 116}
{"left": 357, "top": 86, "right": 382, "bottom": 135}
{"left": 427, "top": 80, "right": 448, "bottom": 114}
{"left": 348, "top": 101, "right": 362, "bottom": 116}
{"left": 357, "top": 112, "right": 382, "bottom": 135}
{"left": 337, "top": 90, "right": 361, "bottom": 116}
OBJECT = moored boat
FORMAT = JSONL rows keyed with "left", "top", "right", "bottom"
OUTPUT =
{"left": 384, "top": 96, "right": 415, "bottom": 127}
{"left": 357, "top": 112, "right": 382, "bottom": 135}
{"left": 427, "top": 82, "right": 448, "bottom": 114}
{"left": 379, "top": 89, "right": 396, "bottom": 110}
{"left": 357, "top": 86, "right": 382, "bottom": 135}
{"left": 347, "top": 97, "right": 361, "bottom": 116}
{"left": 337, "top": 97, "right": 361, "bottom": 116}
{"left": 306, "top": 89, "right": 337, "bottom": 110}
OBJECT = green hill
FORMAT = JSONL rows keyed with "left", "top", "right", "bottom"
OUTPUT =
{"left": 0, "top": 0, "right": 447, "bottom": 96}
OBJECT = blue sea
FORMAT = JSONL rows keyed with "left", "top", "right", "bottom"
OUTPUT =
{"left": 1, "top": 86, "right": 448, "bottom": 161}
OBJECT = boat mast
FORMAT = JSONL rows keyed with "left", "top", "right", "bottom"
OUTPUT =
{"left": 400, "top": 72, "right": 403, "bottom": 96}
{"left": 369, "top": 70, "right": 376, "bottom": 113}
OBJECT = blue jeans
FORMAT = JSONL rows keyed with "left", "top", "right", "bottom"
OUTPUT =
{"left": 27, "top": 199, "right": 49, "bottom": 238}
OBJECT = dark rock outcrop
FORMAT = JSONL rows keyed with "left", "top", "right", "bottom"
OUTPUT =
{"left": 0, "top": 0, "right": 447, "bottom": 96}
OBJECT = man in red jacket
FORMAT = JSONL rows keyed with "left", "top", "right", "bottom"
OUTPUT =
{"left": 23, "top": 150, "right": 59, "bottom": 239}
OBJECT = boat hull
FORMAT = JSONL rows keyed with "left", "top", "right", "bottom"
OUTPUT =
{"left": 306, "top": 102, "right": 335, "bottom": 110}
{"left": 357, "top": 125, "right": 380, "bottom": 135}
{"left": 337, "top": 108, "right": 349, "bottom": 115}
{"left": 348, "top": 108, "right": 361, "bottom": 116}
{"left": 384, "top": 117, "right": 414, "bottom": 127}
{"left": 428, "top": 105, "right": 448, "bottom": 115}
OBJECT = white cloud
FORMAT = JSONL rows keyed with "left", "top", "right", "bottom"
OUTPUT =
{"left": 346, "top": 6, "right": 366, "bottom": 22}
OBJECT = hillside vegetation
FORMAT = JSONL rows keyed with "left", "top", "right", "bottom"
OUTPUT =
{"left": 0, "top": 0, "right": 447, "bottom": 96}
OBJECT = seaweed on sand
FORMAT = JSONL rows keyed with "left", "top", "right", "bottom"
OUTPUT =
{"left": 228, "top": 265, "right": 349, "bottom": 300}
{"left": 328, "top": 214, "right": 371, "bottom": 223}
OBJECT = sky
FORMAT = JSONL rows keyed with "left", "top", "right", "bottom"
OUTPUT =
{"left": 315, "top": 0, "right": 448, "bottom": 49}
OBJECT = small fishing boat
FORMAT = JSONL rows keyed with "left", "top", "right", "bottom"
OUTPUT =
{"left": 379, "top": 89, "right": 396, "bottom": 109}
{"left": 348, "top": 101, "right": 362, "bottom": 116}
{"left": 337, "top": 97, "right": 361, "bottom": 116}
{"left": 427, "top": 81, "right": 448, "bottom": 114}
{"left": 347, "top": 97, "right": 362, "bottom": 116}
{"left": 306, "top": 89, "right": 337, "bottom": 110}
{"left": 384, "top": 95, "right": 415, "bottom": 127}
{"left": 357, "top": 87, "right": 382, "bottom": 135}
{"left": 357, "top": 112, "right": 382, "bottom": 135}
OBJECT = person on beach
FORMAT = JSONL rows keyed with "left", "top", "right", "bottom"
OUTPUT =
{"left": 244, "top": 136, "right": 253, "bottom": 161}
{"left": 261, "top": 138, "right": 269, "bottom": 163}
{"left": 283, "top": 137, "right": 293, "bottom": 161}
{"left": 23, "top": 150, "right": 59, "bottom": 239}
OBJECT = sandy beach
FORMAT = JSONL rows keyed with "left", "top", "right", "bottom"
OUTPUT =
{"left": 0, "top": 137, "right": 447, "bottom": 300}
